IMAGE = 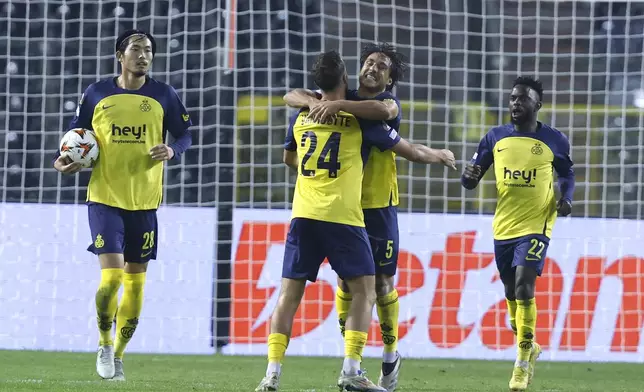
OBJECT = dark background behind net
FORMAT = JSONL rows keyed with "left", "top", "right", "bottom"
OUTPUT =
{"left": 1, "top": 0, "right": 642, "bottom": 219}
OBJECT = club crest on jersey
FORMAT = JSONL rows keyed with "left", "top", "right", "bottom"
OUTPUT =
{"left": 182, "top": 114, "right": 190, "bottom": 122}
{"left": 531, "top": 143, "right": 543, "bottom": 155}
{"left": 139, "top": 99, "right": 152, "bottom": 112}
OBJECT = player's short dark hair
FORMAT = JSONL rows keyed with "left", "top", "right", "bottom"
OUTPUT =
{"left": 360, "top": 42, "right": 409, "bottom": 91}
{"left": 311, "top": 50, "right": 346, "bottom": 92}
{"left": 513, "top": 76, "right": 543, "bottom": 101}
{"left": 116, "top": 29, "right": 157, "bottom": 55}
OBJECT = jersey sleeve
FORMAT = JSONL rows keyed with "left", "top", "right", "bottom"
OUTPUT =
{"left": 359, "top": 120, "right": 401, "bottom": 151}
{"left": 67, "top": 84, "right": 96, "bottom": 131}
{"left": 375, "top": 91, "right": 402, "bottom": 128}
{"left": 163, "top": 86, "right": 193, "bottom": 160}
{"left": 552, "top": 132, "right": 575, "bottom": 202}
{"left": 284, "top": 112, "right": 300, "bottom": 151}
{"left": 472, "top": 130, "right": 495, "bottom": 175}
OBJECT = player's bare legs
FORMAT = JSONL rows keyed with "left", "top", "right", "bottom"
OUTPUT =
{"left": 256, "top": 278, "right": 307, "bottom": 391}
{"left": 95, "top": 253, "right": 125, "bottom": 379}
{"left": 508, "top": 266, "right": 540, "bottom": 391}
{"left": 110, "top": 261, "right": 148, "bottom": 382}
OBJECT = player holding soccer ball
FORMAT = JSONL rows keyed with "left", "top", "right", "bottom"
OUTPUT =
{"left": 284, "top": 43, "right": 455, "bottom": 392}
{"left": 53, "top": 29, "right": 192, "bottom": 381}
{"left": 461, "top": 77, "right": 575, "bottom": 391}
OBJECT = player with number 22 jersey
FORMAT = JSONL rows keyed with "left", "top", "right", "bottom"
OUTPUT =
{"left": 462, "top": 77, "right": 574, "bottom": 392}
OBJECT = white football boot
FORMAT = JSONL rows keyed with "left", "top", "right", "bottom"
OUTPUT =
{"left": 110, "top": 358, "right": 125, "bottom": 381}
{"left": 96, "top": 345, "right": 115, "bottom": 379}
{"left": 255, "top": 372, "right": 280, "bottom": 391}
{"left": 378, "top": 352, "right": 402, "bottom": 392}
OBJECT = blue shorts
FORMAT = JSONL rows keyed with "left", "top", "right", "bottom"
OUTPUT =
{"left": 282, "top": 218, "right": 375, "bottom": 282}
{"left": 494, "top": 234, "right": 550, "bottom": 281}
{"left": 87, "top": 202, "right": 158, "bottom": 263}
{"left": 363, "top": 206, "right": 399, "bottom": 276}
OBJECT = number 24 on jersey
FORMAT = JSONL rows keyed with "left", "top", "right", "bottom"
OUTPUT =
{"left": 300, "top": 131, "right": 341, "bottom": 178}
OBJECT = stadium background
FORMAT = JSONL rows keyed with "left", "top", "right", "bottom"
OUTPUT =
{"left": 2, "top": 0, "right": 644, "bottom": 379}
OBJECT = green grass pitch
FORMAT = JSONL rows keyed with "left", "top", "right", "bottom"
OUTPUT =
{"left": 0, "top": 350, "right": 642, "bottom": 391}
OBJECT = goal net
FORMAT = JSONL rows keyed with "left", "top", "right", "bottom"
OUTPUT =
{"left": 1, "top": 0, "right": 643, "bottom": 362}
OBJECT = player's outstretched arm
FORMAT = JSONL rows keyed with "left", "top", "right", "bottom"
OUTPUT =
{"left": 391, "top": 138, "right": 456, "bottom": 169}
{"left": 283, "top": 89, "right": 320, "bottom": 109}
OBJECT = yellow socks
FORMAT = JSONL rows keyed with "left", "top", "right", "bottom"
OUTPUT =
{"left": 95, "top": 268, "right": 124, "bottom": 346}
{"left": 377, "top": 289, "right": 400, "bottom": 362}
{"left": 267, "top": 333, "right": 289, "bottom": 376}
{"left": 516, "top": 298, "right": 537, "bottom": 363}
{"left": 342, "top": 330, "right": 368, "bottom": 375}
{"left": 114, "top": 272, "right": 146, "bottom": 359}
{"left": 506, "top": 298, "right": 518, "bottom": 335}
{"left": 335, "top": 287, "right": 352, "bottom": 338}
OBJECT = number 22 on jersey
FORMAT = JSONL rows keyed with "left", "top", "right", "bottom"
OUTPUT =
{"left": 300, "top": 131, "right": 342, "bottom": 178}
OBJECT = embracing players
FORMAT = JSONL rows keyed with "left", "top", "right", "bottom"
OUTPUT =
{"left": 256, "top": 49, "right": 399, "bottom": 392}
{"left": 284, "top": 43, "right": 456, "bottom": 392}
{"left": 53, "top": 29, "right": 192, "bottom": 381}
{"left": 461, "top": 77, "right": 574, "bottom": 391}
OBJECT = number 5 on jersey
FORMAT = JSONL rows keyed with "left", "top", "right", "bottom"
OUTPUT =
{"left": 300, "top": 131, "right": 341, "bottom": 178}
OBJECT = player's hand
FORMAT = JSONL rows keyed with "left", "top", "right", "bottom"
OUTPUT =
{"left": 463, "top": 162, "right": 481, "bottom": 180}
{"left": 53, "top": 155, "right": 83, "bottom": 174}
{"left": 440, "top": 149, "right": 457, "bottom": 170}
{"left": 307, "top": 101, "right": 341, "bottom": 123}
{"left": 150, "top": 144, "right": 175, "bottom": 161}
{"left": 556, "top": 198, "right": 572, "bottom": 217}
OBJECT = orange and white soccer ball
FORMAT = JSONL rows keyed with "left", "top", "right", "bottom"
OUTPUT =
{"left": 59, "top": 128, "right": 99, "bottom": 168}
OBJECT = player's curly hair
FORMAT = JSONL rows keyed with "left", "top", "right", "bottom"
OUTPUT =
{"left": 513, "top": 76, "right": 543, "bottom": 100}
{"left": 360, "top": 42, "right": 409, "bottom": 91}
{"left": 311, "top": 50, "right": 346, "bottom": 92}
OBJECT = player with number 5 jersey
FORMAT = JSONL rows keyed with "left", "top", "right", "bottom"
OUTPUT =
{"left": 52, "top": 29, "right": 192, "bottom": 382}
{"left": 256, "top": 50, "right": 399, "bottom": 392}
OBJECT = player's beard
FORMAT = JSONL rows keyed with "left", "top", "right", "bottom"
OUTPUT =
{"left": 359, "top": 74, "right": 385, "bottom": 94}
{"left": 511, "top": 112, "right": 531, "bottom": 126}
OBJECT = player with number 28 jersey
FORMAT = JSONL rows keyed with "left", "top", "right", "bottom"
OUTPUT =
{"left": 53, "top": 29, "right": 192, "bottom": 382}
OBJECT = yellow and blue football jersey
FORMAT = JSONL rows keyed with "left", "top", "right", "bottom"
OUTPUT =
{"left": 346, "top": 89, "right": 403, "bottom": 209}
{"left": 63, "top": 76, "right": 192, "bottom": 211}
{"left": 284, "top": 110, "right": 401, "bottom": 227}
{"left": 469, "top": 123, "right": 575, "bottom": 240}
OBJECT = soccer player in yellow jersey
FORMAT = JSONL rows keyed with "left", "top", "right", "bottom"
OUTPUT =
{"left": 284, "top": 43, "right": 456, "bottom": 392}
{"left": 53, "top": 29, "right": 192, "bottom": 381}
{"left": 255, "top": 50, "right": 396, "bottom": 392}
{"left": 461, "top": 77, "right": 574, "bottom": 392}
